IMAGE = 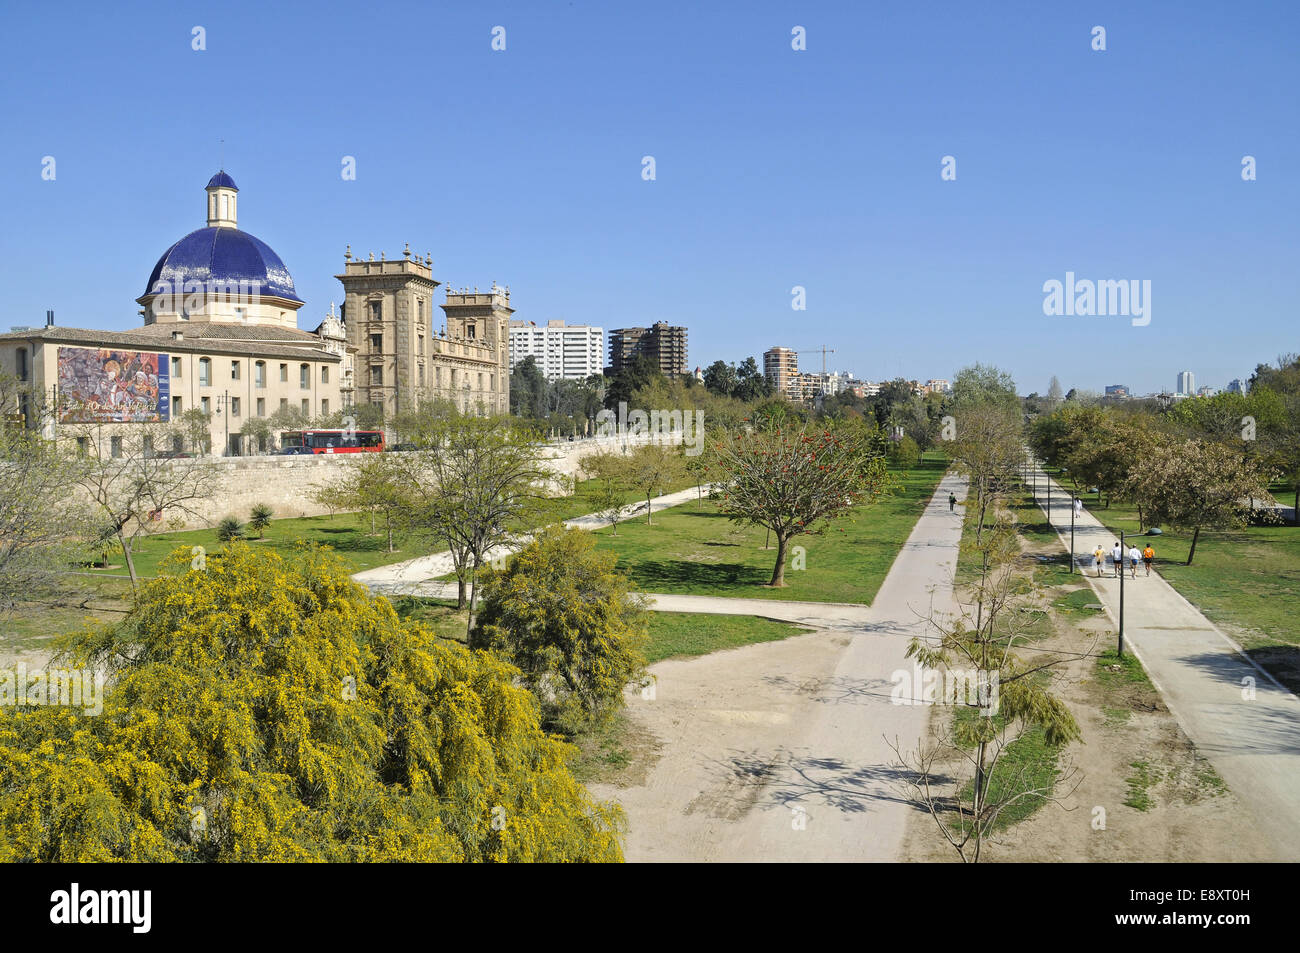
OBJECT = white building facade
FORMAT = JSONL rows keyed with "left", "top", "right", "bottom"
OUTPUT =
{"left": 508, "top": 320, "right": 604, "bottom": 381}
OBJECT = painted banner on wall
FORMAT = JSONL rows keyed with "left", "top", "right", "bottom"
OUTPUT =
{"left": 57, "top": 346, "right": 170, "bottom": 422}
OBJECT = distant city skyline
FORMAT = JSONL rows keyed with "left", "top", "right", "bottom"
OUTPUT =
{"left": 3, "top": 2, "right": 1295, "bottom": 399}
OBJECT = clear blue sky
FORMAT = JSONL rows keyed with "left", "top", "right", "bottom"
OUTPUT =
{"left": 2, "top": 0, "right": 1295, "bottom": 396}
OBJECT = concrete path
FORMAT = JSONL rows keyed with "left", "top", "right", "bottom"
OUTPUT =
{"left": 351, "top": 485, "right": 710, "bottom": 588}
{"left": 1026, "top": 461, "right": 1300, "bottom": 860}
{"left": 587, "top": 473, "right": 969, "bottom": 862}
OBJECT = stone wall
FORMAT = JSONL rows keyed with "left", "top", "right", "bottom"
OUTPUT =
{"left": 179, "top": 435, "right": 659, "bottom": 526}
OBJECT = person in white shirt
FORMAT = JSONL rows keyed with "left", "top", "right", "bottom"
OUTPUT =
{"left": 1111, "top": 542, "right": 1123, "bottom": 577}
{"left": 1128, "top": 545, "right": 1142, "bottom": 579}
{"left": 1074, "top": 497, "right": 1083, "bottom": 517}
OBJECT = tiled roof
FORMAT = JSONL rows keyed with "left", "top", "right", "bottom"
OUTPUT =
{"left": 0, "top": 325, "right": 341, "bottom": 361}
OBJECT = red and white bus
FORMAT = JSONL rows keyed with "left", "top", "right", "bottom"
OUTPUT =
{"left": 280, "top": 429, "right": 385, "bottom": 453}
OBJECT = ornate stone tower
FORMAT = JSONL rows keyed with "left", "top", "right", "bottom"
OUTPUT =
{"left": 335, "top": 245, "right": 439, "bottom": 417}
{"left": 336, "top": 247, "right": 512, "bottom": 416}
{"left": 440, "top": 282, "right": 512, "bottom": 414}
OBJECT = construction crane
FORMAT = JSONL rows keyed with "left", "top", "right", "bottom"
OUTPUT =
{"left": 793, "top": 346, "right": 836, "bottom": 379}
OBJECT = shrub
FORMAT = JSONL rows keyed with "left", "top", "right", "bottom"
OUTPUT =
{"left": 471, "top": 526, "right": 648, "bottom": 730}
{"left": 248, "top": 503, "right": 274, "bottom": 539}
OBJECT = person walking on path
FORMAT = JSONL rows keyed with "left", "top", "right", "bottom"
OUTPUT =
{"left": 949, "top": 492, "right": 957, "bottom": 512}
{"left": 1142, "top": 543, "right": 1155, "bottom": 577}
{"left": 1112, "top": 542, "right": 1123, "bottom": 578}
{"left": 1128, "top": 544, "right": 1142, "bottom": 579}
{"left": 1074, "top": 496, "right": 1083, "bottom": 518}
{"left": 1093, "top": 543, "right": 1106, "bottom": 578}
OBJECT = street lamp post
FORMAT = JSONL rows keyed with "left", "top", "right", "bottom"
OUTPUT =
{"left": 1069, "top": 493, "right": 1076, "bottom": 574}
{"left": 1118, "top": 529, "right": 1126, "bottom": 657}
{"left": 1046, "top": 464, "right": 1051, "bottom": 526}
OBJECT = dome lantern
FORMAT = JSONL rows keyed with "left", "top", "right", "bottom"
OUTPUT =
{"left": 205, "top": 170, "right": 239, "bottom": 228}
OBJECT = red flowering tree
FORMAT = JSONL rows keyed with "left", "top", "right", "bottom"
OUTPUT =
{"left": 708, "top": 421, "right": 893, "bottom": 587}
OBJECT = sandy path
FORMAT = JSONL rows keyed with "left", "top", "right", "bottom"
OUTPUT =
{"left": 588, "top": 474, "right": 968, "bottom": 861}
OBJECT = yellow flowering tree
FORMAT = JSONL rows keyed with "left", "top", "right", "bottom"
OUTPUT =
{"left": 0, "top": 543, "right": 624, "bottom": 862}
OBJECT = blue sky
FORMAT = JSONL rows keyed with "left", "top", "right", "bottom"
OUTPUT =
{"left": 1, "top": 0, "right": 1295, "bottom": 396}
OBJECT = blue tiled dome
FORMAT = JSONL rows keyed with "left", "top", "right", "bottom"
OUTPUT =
{"left": 206, "top": 171, "right": 238, "bottom": 191}
{"left": 143, "top": 227, "right": 303, "bottom": 303}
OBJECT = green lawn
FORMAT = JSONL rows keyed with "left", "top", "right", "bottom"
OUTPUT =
{"left": 1074, "top": 493, "right": 1300, "bottom": 691}
{"left": 74, "top": 472, "right": 702, "bottom": 582}
{"left": 587, "top": 456, "right": 948, "bottom": 603}
{"left": 643, "top": 612, "right": 812, "bottom": 663}
{"left": 389, "top": 596, "right": 810, "bottom": 663}
{"left": 77, "top": 510, "right": 428, "bottom": 580}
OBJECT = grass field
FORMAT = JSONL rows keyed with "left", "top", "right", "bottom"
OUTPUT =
{"left": 641, "top": 612, "right": 812, "bottom": 663}
{"left": 74, "top": 472, "right": 701, "bottom": 581}
{"left": 586, "top": 455, "right": 948, "bottom": 604}
{"left": 390, "top": 596, "right": 809, "bottom": 662}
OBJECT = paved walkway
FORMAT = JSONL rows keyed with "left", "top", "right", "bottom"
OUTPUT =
{"left": 1027, "top": 461, "right": 1300, "bottom": 860}
{"left": 352, "top": 485, "right": 710, "bottom": 588}
{"left": 587, "top": 474, "right": 969, "bottom": 861}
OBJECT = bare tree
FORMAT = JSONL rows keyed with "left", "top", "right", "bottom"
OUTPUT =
{"left": 624, "top": 443, "right": 686, "bottom": 525}
{"left": 66, "top": 418, "right": 216, "bottom": 590}
{"left": 0, "top": 378, "right": 91, "bottom": 609}
{"left": 579, "top": 447, "right": 632, "bottom": 535}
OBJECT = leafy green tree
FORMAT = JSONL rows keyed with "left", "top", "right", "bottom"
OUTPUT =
{"left": 1124, "top": 437, "right": 1275, "bottom": 564}
{"left": 471, "top": 527, "right": 648, "bottom": 730}
{"left": 0, "top": 544, "right": 624, "bottom": 861}
{"left": 604, "top": 355, "right": 663, "bottom": 410}
{"left": 404, "top": 417, "right": 546, "bottom": 628}
{"left": 948, "top": 363, "right": 1021, "bottom": 415}
{"left": 733, "top": 357, "right": 773, "bottom": 402}
{"left": 509, "top": 356, "right": 547, "bottom": 420}
{"left": 702, "top": 360, "right": 739, "bottom": 398}
{"left": 708, "top": 422, "right": 893, "bottom": 587}
{"left": 173, "top": 408, "right": 213, "bottom": 455}
{"left": 239, "top": 416, "right": 273, "bottom": 454}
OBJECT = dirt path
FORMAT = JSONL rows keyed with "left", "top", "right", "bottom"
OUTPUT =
{"left": 586, "top": 474, "right": 968, "bottom": 861}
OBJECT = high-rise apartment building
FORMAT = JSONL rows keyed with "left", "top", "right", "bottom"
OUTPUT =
{"left": 763, "top": 347, "right": 799, "bottom": 395}
{"left": 1177, "top": 370, "right": 1195, "bottom": 396}
{"left": 508, "top": 320, "right": 604, "bottom": 381}
{"left": 607, "top": 322, "right": 688, "bottom": 379}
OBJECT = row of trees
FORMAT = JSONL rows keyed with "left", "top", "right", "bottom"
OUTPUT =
{"left": 1029, "top": 398, "right": 1280, "bottom": 563}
